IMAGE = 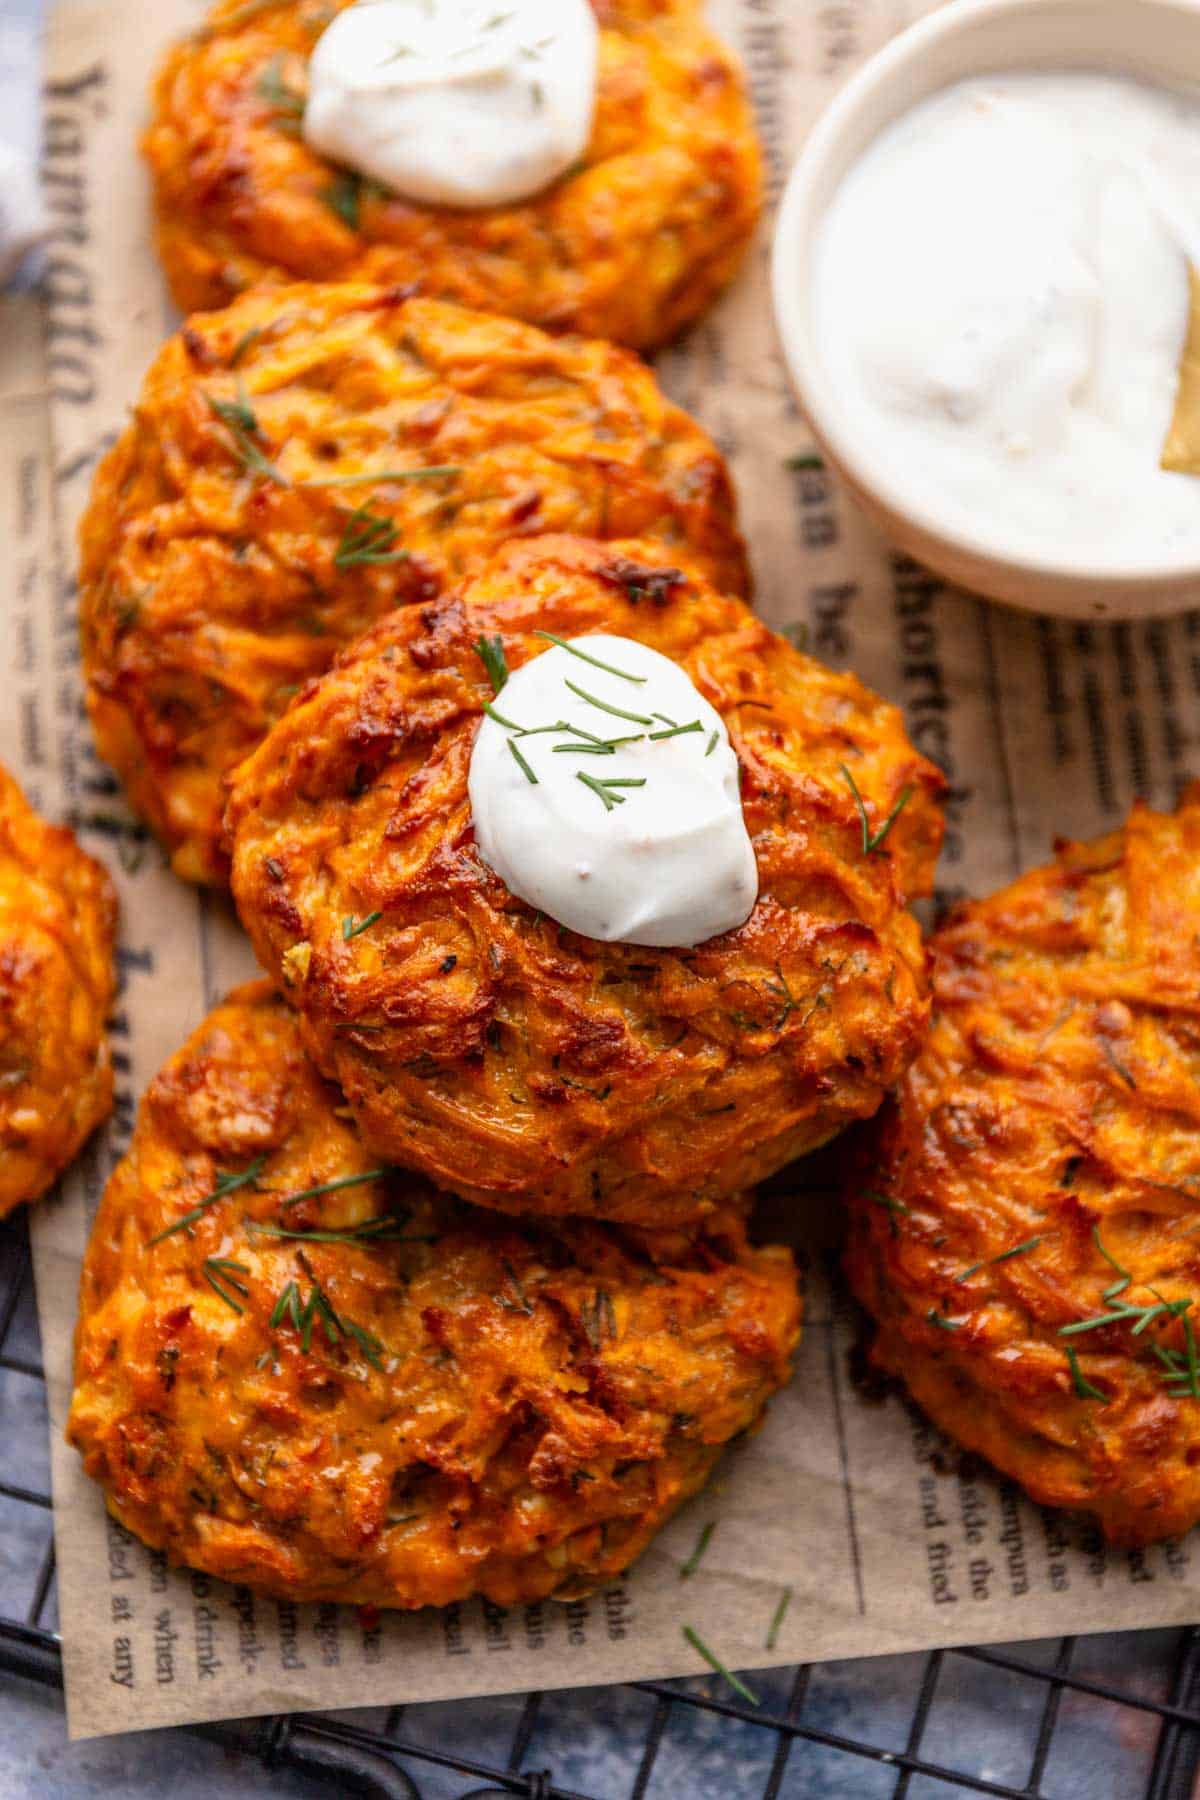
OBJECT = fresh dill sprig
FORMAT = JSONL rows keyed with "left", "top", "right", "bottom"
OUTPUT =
{"left": 343, "top": 911, "right": 383, "bottom": 942}
{"left": 321, "top": 170, "right": 364, "bottom": 230}
{"left": 270, "top": 1274, "right": 385, "bottom": 1368}
{"left": 210, "top": 380, "right": 261, "bottom": 437}
{"left": 149, "top": 1154, "right": 268, "bottom": 1245}
{"left": 1059, "top": 1295, "right": 1194, "bottom": 1338}
{"left": 705, "top": 730, "right": 720, "bottom": 757}
{"left": 342, "top": 1318, "right": 387, "bottom": 1368}
{"left": 229, "top": 324, "right": 265, "bottom": 368}
{"left": 765, "top": 962, "right": 801, "bottom": 1031}
{"left": 475, "top": 634, "right": 509, "bottom": 695}
{"left": 496, "top": 1259, "right": 535, "bottom": 1316}
{"left": 955, "top": 1236, "right": 1042, "bottom": 1284}
{"left": 1065, "top": 1344, "right": 1105, "bottom": 1401}
{"left": 269, "top": 1282, "right": 301, "bottom": 1329}
{"left": 766, "top": 1585, "right": 793, "bottom": 1650}
{"left": 576, "top": 771, "right": 646, "bottom": 811}
{"left": 277, "top": 1168, "right": 390, "bottom": 1211}
{"left": 1155, "top": 1313, "right": 1200, "bottom": 1399}
{"left": 250, "top": 1216, "right": 429, "bottom": 1246}
{"left": 534, "top": 631, "right": 647, "bottom": 685}
{"left": 334, "top": 505, "right": 407, "bottom": 569}
{"left": 864, "top": 1189, "right": 910, "bottom": 1229}
{"left": 488, "top": 713, "right": 607, "bottom": 742}
{"left": 552, "top": 733, "right": 645, "bottom": 755}
{"left": 270, "top": 1278, "right": 333, "bottom": 1350}
{"left": 206, "top": 387, "right": 289, "bottom": 486}
{"left": 1092, "top": 1225, "right": 1132, "bottom": 1300}
{"left": 1098, "top": 1038, "right": 1138, "bottom": 1089}
{"left": 680, "top": 1521, "right": 716, "bottom": 1581}
{"left": 546, "top": 721, "right": 607, "bottom": 742}
{"left": 648, "top": 720, "right": 703, "bottom": 742}
{"left": 448, "top": 17, "right": 519, "bottom": 60}
{"left": 203, "top": 1257, "right": 250, "bottom": 1315}
{"left": 508, "top": 738, "right": 538, "bottom": 785}
{"left": 255, "top": 53, "right": 304, "bottom": 120}
{"left": 681, "top": 1626, "right": 760, "bottom": 1706}
{"left": 840, "top": 763, "right": 913, "bottom": 856}
{"left": 561, "top": 720, "right": 611, "bottom": 741}
{"left": 564, "top": 679, "right": 655, "bottom": 727}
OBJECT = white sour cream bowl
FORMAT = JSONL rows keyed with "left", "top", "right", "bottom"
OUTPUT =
{"left": 773, "top": 0, "right": 1200, "bottom": 620}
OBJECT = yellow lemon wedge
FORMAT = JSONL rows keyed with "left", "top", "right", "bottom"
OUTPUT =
{"left": 1162, "top": 264, "right": 1200, "bottom": 472}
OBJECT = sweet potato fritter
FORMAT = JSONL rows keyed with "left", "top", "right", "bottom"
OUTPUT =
{"left": 144, "top": 0, "right": 763, "bottom": 350}
{"left": 0, "top": 765, "right": 116, "bottom": 1216}
{"left": 68, "top": 982, "right": 799, "bottom": 1607}
{"left": 79, "top": 285, "right": 747, "bottom": 888}
{"left": 845, "top": 791, "right": 1200, "bottom": 1546}
{"left": 226, "top": 535, "right": 945, "bottom": 1226}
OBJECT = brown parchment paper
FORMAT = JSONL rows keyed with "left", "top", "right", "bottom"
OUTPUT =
{"left": 15, "top": 0, "right": 1200, "bottom": 1742}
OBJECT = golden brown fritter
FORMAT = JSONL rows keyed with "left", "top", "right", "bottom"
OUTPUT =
{"left": 227, "top": 535, "right": 945, "bottom": 1226}
{"left": 68, "top": 982, "right": 799, "bottom": 1608}
{"left": 144, "top": 0, "right": 762, "bottom": 351}
{"left": 79, "top": 286, "right": 747, "bottom": 888}
{"left": 844, "top": 791, "right": 1200, "bottom": 1546}
{"left": 0, "top": 765, "right": 117, "bottom": 1216}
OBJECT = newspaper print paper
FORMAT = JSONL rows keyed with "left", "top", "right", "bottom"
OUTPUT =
{"left": 11, "top": 0, "right": 1200, "bottom": 1740}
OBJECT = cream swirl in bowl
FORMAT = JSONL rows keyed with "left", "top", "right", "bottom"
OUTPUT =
{"left": 773, "top": 0, "right": 1200, "bottom": 620}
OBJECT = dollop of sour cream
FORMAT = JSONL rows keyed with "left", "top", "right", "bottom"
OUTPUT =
{"left": 811, "top": 72, "right": 1200, "bottom": 568}
{"left": 468, "top": 635, "right": 758, "bottom": 948}
{"left": 304, "top": 0, "right": 598, "bottom": 210}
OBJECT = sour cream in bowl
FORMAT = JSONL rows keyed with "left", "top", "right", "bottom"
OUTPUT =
{"left": 773, "top": 0, "right": 1200, "bottom": 620}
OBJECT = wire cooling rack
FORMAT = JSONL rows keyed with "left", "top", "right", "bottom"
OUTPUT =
{"left": 3, "top": 1207, "right": 1200, "bottom": 1800}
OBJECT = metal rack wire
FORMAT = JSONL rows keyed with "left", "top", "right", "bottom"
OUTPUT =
{"left": 3, "top": 1207, "right": 1200, "bottom": 1800}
